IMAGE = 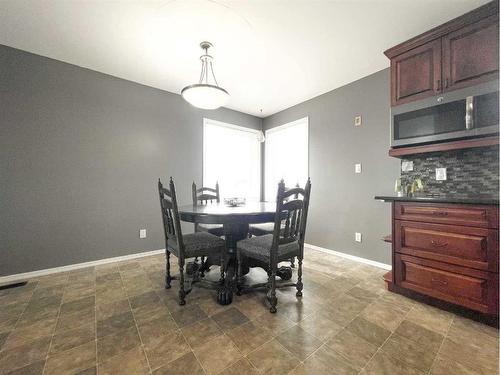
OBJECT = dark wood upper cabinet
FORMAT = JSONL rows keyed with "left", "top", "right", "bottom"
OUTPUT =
{"left": 443, "top": 15, "right": 499, "bottom": 91}
{"left": 391, "top": 40, "right": 441, "bottom": 106}
{"left": 385, "top": 1, "right": 499, "bottom": 107}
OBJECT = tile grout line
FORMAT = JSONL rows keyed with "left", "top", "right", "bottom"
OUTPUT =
{"left": 322, "top": 279, "right": 416, "bottom": 374}
{"left": 213, "top": 302, "right": 296, "bottom": 373}
{"left": 230, "top": 320, "right": 302, "bottom": 375}
{"left": 173, "top": 294, "right": 211, "bottom": 375}
{"left": 320, "top": 288, "right": 384, "bottom": 373}
{"left": 2, "top": 282, "right": 38, "bottom": 348}
{"left": 0, "top": 281, "right": 40, "bottom": 372}
{"left": 356, "top": 300, "right": 415, "bottom": 374}
{"left": 426, "top": 314, "right": 455, "bottom": 375}
{"left": 41, "top": 273, "right": 70, "bottom": 375}
{"left": 237, "top": 265, "right": 381, "bottom": 373}
{"left": 147, "top": 262, "right": 210, "bottom": 374}
{"left": 179, "top": 329, "right": 209, "bottom": 375}
{"left": 119, "top": 264, "right": 155, "bottom": 375}
{"left": 151, "top": 263, "right": 209, "bottom": 374}
{"left": 199, "top": 301, "right": 251, "bottom": 374}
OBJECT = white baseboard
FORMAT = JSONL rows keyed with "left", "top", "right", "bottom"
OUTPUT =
{"left": 1, "top": 244, "right": 391, "bottom": 285}
{"left": 0, "top": 249, "right": 165, "bottom": 285}
{"left": 305, "top": 243, "right": 391, "bottom": 270}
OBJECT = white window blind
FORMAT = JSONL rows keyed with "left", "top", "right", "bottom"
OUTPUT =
{"left": 265, "top": 117, "right": 309, "bottom": 201}
{"left": 203, "top": 119, "right": 261, "bottom": 200}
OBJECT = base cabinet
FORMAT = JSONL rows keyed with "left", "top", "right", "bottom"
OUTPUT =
{"left": 390, "top": 202, "right": 499, "bottom": 317}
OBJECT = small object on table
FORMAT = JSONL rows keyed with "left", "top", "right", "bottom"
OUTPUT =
{"left": 224, "top": 197, "right": 246, "bottom": 207}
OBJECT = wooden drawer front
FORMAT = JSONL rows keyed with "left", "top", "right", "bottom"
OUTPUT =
{"left": 395, "top": 254, "right": 498, "bottom": 314}
{"left": 395, "top": 221, "right": 498, "bottom": 272}
{"left": 394, "top": 202, "right": 498, "bottom": 228}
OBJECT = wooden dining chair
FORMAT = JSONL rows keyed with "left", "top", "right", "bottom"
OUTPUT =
{"left": 159, "top": 177, "right": 226, "bottom": 305}
{"left": 236, "top": 178, "right": 311, "bottom": 313}
{"left": 192, "top": 182, "right": 224, "bottom": 237}
{"left": 248, "top": 183, "right": 301, "bottom": 268}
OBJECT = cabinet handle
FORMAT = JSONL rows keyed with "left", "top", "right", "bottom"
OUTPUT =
{"left": 436, "top": 80, "right": 441, "bottom": 92}
{"left": 432, "top": 211, "right": 448, "bottom": 216}
{"left": 431, "top": 278, "right": 448, "bottom": 286}
{"left": 431, "top": 240, "right": 448, "bottom": 248}
{"left": 465, "top": 96, "right": 474, "bottom": 130}
{"left": 445, "top": 78, "right": 449, "bottom": 88}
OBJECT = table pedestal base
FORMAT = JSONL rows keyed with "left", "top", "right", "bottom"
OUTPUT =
{"left": 183, "top": 222, "right": 295, "bottom": 306}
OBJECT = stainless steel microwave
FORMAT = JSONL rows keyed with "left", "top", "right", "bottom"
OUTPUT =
{"left": 391, "top": 81, "right": 499, "bottom": 148}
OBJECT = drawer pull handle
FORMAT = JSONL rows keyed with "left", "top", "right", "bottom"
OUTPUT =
{"left": 430, "top": 240, "right": 448, "bottom": 247}
{"left": 432, "top": 211, "right": 448, "bottom": 217}
{"left": 431, "top": 278, "right": 448, "bottom": 286}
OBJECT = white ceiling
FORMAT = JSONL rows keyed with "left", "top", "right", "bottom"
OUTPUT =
{"left": 0, "top": 0, "right": 489, "bottom": 117}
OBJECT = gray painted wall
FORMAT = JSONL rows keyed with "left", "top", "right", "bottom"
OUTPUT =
{"left": 0, "top": 45, "right": 261, "bottom": 276}
{"left": 1, "top": 44, "right": 400, "bottom": 276}
{"left": 263, "top": 69, "right": 400, "bottom": 265}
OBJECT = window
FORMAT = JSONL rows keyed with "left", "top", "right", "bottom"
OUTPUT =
{"left": 265, "top": 117, "right": 309, "bottom": 200}
{"left": 203, "top": 119, "right": 261, "bottom": 200}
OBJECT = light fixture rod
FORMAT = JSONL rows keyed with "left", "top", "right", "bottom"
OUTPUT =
{"left": 209, "top": 62, "right": 219, "bottom": 86}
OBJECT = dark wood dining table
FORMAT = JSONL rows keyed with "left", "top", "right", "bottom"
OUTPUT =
{"left": 178, "top": 201, "right": 292, "bottom": 304}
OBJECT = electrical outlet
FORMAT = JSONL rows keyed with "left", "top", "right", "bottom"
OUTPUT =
{"left": 355, "top": 163, "right": 362, "bottom": 174}
{"left": 435, "top": 168, "right": 447, "bottom": 181}
{"left": 354, "top": 115, "right": 362, "bottom": 126}
{"left": 139, "top": 229, "right": 147, "bottom": 239}
{"left": 355, "top": 232, "right": 362, "bottom": 242}
{"left": 401, "top": 160, "right": 413, "bottom": 172}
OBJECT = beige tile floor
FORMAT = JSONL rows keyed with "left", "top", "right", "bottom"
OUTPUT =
{"left": 0, "top": 248, "right": 498, "bottom": 374}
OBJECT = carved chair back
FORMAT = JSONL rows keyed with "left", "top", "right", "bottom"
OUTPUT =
{"left": 192, "top": 182, "right": 220, "bottom": 205}
{"left": 158, "top": 177, "right": 185, "bottom": 259}
{"left": 271, "top": 179, "right": 312, "bottom": 266}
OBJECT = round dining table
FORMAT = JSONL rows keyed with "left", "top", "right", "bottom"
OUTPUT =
{"left": 178, "top": 201, "right": 290, "bottom": 305}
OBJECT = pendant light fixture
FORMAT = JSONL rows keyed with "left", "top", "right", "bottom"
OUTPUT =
{"left": 181, "top": 41, "right": 229, "bottom": 110}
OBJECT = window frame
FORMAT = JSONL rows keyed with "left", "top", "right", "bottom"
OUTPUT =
{"left": 264, "top": 116, "right": 309, "bottom": 201}
{"left": 202, "top": 118, "right": 262, "bottom": 200}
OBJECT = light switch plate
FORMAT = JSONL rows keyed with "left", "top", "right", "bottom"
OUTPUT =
{"left": 435, "top": 168, "right": 447, "bottom": 181}
{"left": 355, "top": 163, "right": 362, "bottom": 174}
{"left": 139, "top": 229, "right": 147, "bottom": 239}
{"left": 355, "top": 232, "right": 362, "bottom": 242}
{"left": 354, "top": 115, "right": 362, "bottom": 126}
{"left": 401, "top": 160, "right": 413, "bottom": 172}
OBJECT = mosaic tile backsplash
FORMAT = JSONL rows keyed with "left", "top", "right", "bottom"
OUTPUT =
{"left": 400, "top": 146, "right": 499, "bottom": 198}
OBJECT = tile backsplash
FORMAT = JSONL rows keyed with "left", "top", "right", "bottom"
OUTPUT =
{"left": 400, "top": 146, "right": 499, "bottom": 197}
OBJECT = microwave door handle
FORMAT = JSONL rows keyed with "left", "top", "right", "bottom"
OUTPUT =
{"left": 465, "top": 96, "right": 474, "bottom": 130}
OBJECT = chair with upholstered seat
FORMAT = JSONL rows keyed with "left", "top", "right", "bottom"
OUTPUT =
{"left": 248, "top": 183, "right": 301, "bottom": 268}
{"left": 192, "top": 182, "right": 224, "bottom": 237}
{"left": 158, "top": 177, "right": 226, "bottom": 305}
{"left": 236, "top": 178, "right": 311, "bottom": 313}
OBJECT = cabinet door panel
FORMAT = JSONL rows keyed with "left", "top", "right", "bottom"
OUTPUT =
{"left": 391, "top": 39, "right": 441, "bottom": 106}
{"left": 443, "top": 15, "right": 499, "bottom": 91}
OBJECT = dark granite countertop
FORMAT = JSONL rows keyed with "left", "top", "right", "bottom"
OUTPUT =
{"left": 374, "top": 195, "right": 499, "bottom": 205}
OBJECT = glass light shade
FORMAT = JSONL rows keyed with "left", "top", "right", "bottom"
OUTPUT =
{"left": 181, "top": 84, "right": 229, "bottom": 110}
